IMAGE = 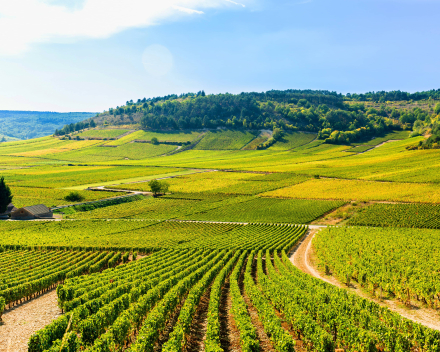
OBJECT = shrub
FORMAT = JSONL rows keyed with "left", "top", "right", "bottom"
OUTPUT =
{"left": 64, "top": 191, "right": 85, "bottom": 202}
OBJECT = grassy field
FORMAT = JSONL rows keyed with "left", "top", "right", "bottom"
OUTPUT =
{"left": 351, "top": 130, "right": 410, "bottom": 146}
{"left": 76, "top": 129, "right": 130, "bottom": 138}
{"left": 104, "top": 130, "right": 201, "bottom": 146}
{"left": 194, "top": 130, "right": 258, "bottom": 150}
{"left": 268, "top": 131, "right": 317, "bottom": 150}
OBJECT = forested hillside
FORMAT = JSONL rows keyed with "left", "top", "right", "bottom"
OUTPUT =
{"left": 56, "top": 89, "right": 440, "bottom": 146}
{"left": 0, "top": 110, "right": 95, "bottom": 140}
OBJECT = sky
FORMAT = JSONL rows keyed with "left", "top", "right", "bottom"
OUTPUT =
{"left": 0, "top": 0, "right": 439, "bottom": 112}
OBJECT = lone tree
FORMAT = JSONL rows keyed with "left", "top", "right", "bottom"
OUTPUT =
{"left": 148, "top": 179, "right": 169, "bottom": 197}
{"left": 0, "top": 177, "right": 13, "bottom": 213}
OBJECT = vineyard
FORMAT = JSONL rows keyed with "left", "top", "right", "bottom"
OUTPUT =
{"left": 0, "top": 248, "right": 131, "bottom": 309}
{"left": 263, "top": 178, "right": 440, "bottom": 203}
{"left": 267, "top": 131, "right": 316, "bottom": 150}
{"left": 112, "top": 171, "right": 310, "bottom": 196}
{"left": 314, "top": 226, "right": 440, "bottom": 307}
{"left": 1, "top": 116, "right": 440, "bottom": 352}
{"left": 0, "top": 220, "right": 307, "bottom": 250}
{"left": 348, "top": 203, "right": 440, "bottom": 229}
{"left": 16, "top": 247, "right": 440, "bottom": 352}
{"left": 183, "top": 197, "right": 345, "bottom": 223}
{"left": 62, "top": 193, "right": 342, "bottom": 224}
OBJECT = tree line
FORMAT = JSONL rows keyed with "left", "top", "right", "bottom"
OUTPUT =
{"left": 54, "top": 89, "right": 440, "bottom": 145}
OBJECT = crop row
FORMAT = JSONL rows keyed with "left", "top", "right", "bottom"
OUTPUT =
{"left": 315, "top": 226, "right": 440, "bottom": 307}
{"left": 242, "top": 249, "right": 440, "bottom": 352}
{"left": 184, "top": 197, "right": 345, "bottom": 224}
{"left": 0, "top": 220, "right": 307, "bottom": 252}
{"left": 348, "top": 202, "right": 440, "bottom": 229}
{"left": 25, "top": 244, "right": 440, "bottom": 352}
{"left": 29, "top": 249, "right": 223, "bottom": 351}
{"left": 0, "top": 248, "right": 135, "bottom": 318}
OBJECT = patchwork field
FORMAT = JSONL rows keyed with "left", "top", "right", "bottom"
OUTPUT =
{"left": 1, "top": 126, "right": 440, "bottom": 352}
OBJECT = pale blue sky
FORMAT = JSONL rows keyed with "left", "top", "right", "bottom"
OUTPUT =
{"left": 0, "top": 0, "right": 439, "bottom": 112}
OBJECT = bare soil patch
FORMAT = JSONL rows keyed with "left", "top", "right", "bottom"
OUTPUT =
{"left": 0, "top": 289, "right": 62, "bottom": 352}
{"left": 186, "top": 285, "right": 211, "bottom": 352}
{"left": 311, "top": 201, "right": 372, "bottom": 226}
{"left": 244, "top": 256, "right": 275, "bottom": 352}
{"left": 221, "top": 279, "right": 242, "bottom": 352}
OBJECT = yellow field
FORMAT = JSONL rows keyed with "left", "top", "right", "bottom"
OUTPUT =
{"left": 262, "top": 178, "right": 440, "bottom": 203}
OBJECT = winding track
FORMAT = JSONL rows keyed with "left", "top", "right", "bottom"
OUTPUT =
{"left": 289, "top": 229, "right": 440, "bottom": 331}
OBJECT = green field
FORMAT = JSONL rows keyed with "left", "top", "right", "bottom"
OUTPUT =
{"left": 268, "top": 131, "right": 317, "bottom": 150}
{"left": 77, "top": 129, "right": 130, "bottom": 139}
{"left": 112, "top": 171, "right": 310, "bottom": 195}
{"left": 194, "top": 130, "right": 258, "bottom": 150}
{"left": 0, "top": 220, "right": 304, "bottom": 250}
{"left": 348, "top": 202, "right": 440, "bottom": 229}
{"left": 183, "top": 197, "right": 345, "bottom": 223}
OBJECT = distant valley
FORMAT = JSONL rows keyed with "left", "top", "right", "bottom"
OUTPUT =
{"left": 0, "top": 110, "right": 96, "bottom": 140}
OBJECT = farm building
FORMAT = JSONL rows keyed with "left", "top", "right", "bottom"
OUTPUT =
{"left": 11, "top": 204, "right": 53, "bottom": 220}
{"left": 0, "top": 203, "right": 17, "bottom": 219}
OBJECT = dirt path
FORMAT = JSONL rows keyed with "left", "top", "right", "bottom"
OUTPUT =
{"left": 219, "top": 279, "right": 241, "bottom": 352}
{"left": 290, "top": 230, "right": 440, "bottom": 331}
{"left": 0, "top": 289, "right": 62, "bottom": 352}
{"left": 186, "top": 286, "right": 211, "bottom": 352}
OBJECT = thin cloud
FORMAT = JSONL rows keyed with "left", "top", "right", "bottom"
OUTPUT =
{"left": 0, "top": 0, "right": 235, "bottom": 56}
{"left": 173, "top": 5, "right": 204, "bottom": 14}
{"left": 225, "top": 0, "right": 246, "bottom": 7}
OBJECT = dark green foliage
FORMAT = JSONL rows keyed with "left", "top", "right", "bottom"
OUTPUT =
{"left": 348, "top": 89, "right": 440, "bottom": 102}
{"left": 56, "top": 194, "right": 145, "bottom": 214}
{"left": 64, "top": 191, "right": 85, "bottom": 202}
{"left": 409, "top": 122, "right": 440, "bottom": 150}
{"left": 0, "top": 177, "right": 13, "bottom": 213}
{"left": 148, "top": 179, "right": 169, "bottom": 196}
{"left": 58, "top": 88, "right": 440, "bottom": 145}
{"left": 151, "top": 137, "right": 159, "bottom": 145}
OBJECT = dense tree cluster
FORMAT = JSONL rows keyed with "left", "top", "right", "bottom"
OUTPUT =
{"left": 55, "top": 119, "right": 96, "bottom": 136}
{"left": 55, "top": 89, "right": 440, "bottom": 145}
{"left": 348, "top": 89, "right": 440, "bottom": 102}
